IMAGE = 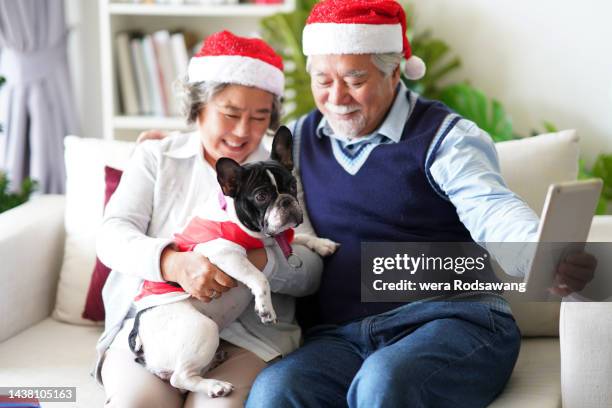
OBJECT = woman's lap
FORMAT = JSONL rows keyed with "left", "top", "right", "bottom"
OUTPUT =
{"left": 102, "top": 319, "right": 266, "bottom": 408}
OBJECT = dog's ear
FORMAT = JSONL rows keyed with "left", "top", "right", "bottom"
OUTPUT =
{"left": 216, "top": 158, "right": 243, "bottom": 197}
{"left": 270, "top": 126, "right": 293, "bottom": 171}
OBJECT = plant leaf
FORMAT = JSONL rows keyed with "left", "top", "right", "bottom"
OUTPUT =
{"left": 591, "top": 154, "right": 612, "bottom": 199}
{"left": 542, "top": 121, "right": 558, "bottom": 133}
{"left": 260, "top": 1, "right": 316, "bottom": 122}
{"left": 437, "top": 83, "right": 515, "bottom": 142}
{"left": 0, "top": 171, "right": 37, "bottom": 214}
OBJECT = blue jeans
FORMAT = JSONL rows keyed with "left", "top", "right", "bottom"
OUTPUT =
{"left": 246, "top": 301, "right": 521, "bottom": 408}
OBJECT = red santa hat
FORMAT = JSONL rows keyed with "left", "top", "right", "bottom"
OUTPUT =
{"left": 302, "top": 0, "right": 426, "bottom": 80}
{"left": 187, "top": 30, "right": 284, "bottom": 96}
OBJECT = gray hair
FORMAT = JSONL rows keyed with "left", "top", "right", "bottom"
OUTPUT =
{"left": 306, "top": 52, "right": 403, "bottom": 77}
{"left": 178, "top": 78, "right": 282, "bottom": 131}
{"left": 371, "top": 53, "right": 403, "bottom": 77}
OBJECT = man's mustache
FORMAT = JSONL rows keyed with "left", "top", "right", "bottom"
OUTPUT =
{"left": 325, "top": 102, "right": 361, "bottom": 115}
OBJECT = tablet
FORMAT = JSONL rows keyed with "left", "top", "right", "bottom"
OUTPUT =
{"left": 523, "top": 179, "right": 603, "bottom": 300}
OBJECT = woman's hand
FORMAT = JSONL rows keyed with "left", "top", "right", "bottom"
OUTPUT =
{"left": 137, "top": 129, "right": 168, "bottom": 144}
{"left": 160, "top": 247, "right": 237, "bottom": 302}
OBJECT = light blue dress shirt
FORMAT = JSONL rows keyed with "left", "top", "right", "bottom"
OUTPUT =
{"left": 299, "top": 82, "right": 540, "bottom": 277}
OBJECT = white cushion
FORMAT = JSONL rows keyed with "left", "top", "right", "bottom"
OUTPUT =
{"left": 510, "top": 302, "right": 560, "bottom": 337}
{"left": 52, "top": 136, "right": 135, "bottom": 325}
{"left": 587, "top": 215, "right": 612, "bottom": 242}
{"left": 496, "top": 130, "right": 580, "bottom": 215}
{"left": 0, "top": 318, "right": 105, "bottom": 406}
{"left": 489, "top": 338, "right": 561, "bottom": 407}
{"left": 495, "top": 130, "right": 579, "bottom": 338}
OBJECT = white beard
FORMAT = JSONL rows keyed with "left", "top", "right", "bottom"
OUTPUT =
{"left": 324, "top": 102, "right": 366, "bottom": 139}
{"left": 327, "top": 114, "right": 366, "bottom": 139}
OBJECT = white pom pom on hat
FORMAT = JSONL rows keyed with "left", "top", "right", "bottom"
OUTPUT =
{"left": 302, "top": 0, "right": 426, "bottom": 81}
{"left": 404, "top": 55, "right": 426, "bottom": 80}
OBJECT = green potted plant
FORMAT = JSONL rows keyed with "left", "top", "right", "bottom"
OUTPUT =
{"left": 0, "top": 173, "right": 37, "bottom": 214}
{"left": 0, "top": 74, "right": 38, "bottom": 213}
{"left": 260, "top": 0, "right": 318, "bottom": 122}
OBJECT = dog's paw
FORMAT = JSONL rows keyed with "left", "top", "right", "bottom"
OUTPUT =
{"left": 208, "top": 380, "right": 234, "bottom": 398}
{"left": 255, "top": 304, "right": 277, "bottom": 325}
{"left": 311, "top": 238, "right": 340, "bottom": 257}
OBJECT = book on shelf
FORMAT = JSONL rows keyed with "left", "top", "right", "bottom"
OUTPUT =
{"left": 115, "top": 33, "right": 139, "bottom": 115}
{"left": 116, "top": 30, "right": 192, "bottom": 117}
{"left": 129, "top": 34, "right": 152, "bottom": 115}
{"left": 141, "top": 35, "right": 166, "bottom": 116}
{"left": 170, "top": 31, "right": 189, "bottom": 83}
{"left": 153, "top": 30, "right": 180, "bottom": 116}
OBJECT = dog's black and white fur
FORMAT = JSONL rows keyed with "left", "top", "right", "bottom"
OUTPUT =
{"left": 128, "top": 127, "right": 338, "bottom": 397}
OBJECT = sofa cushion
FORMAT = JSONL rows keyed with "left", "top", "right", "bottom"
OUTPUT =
{"left": 495, "top": 130, "right": 579, "bottom": 337}
{"left": 510, "top": 302, "right": 560, "bottom": 337}
{"left": 52, "top": 136, "right": 135, "bottom": 325}
{"left": 0, "top": 318, "right": 105, "bottom": 406}
{"left": 495, "top": 129, "right": 579, "bottom": 215}
{"left": 489, "top": 338, "right": 561, "bottom": 407}
{"left": 82, "top": 166, "right": 124, "bottom": 322}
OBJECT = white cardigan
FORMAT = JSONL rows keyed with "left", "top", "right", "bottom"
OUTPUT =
{"left": 93, "top": 132, "right": 323, "bottom": 384}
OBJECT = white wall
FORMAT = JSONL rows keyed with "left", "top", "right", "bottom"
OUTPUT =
{"left": 411, "top": 0, "right": 612, "bottom": 164}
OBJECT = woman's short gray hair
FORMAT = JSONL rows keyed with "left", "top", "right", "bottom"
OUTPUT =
{"left": 306, "top": 52, "right": 403, "bottom": 77}
{"left": 178, "top": 78, "right": 282, "bottom": 131}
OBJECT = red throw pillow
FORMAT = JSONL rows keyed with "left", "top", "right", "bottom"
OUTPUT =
{"left": 82, "top": 166, "right": 123, "bottom": 322}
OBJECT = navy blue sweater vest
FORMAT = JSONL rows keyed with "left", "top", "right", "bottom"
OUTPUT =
{"left": 297, "top": 95, "right": 474, "bottom": 327}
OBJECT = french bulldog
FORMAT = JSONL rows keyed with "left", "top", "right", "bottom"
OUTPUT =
{"left": 128, "top": 126, "right": 338, "bottom": 397}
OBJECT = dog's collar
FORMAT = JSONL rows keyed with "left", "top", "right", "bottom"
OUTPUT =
{"left": 217, "top": 190, "right": 302, "bottom": 268}
{"left": 275, "top": 234, "right": 302, "bottom": 268}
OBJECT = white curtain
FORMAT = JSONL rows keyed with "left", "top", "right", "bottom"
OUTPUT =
{"left": 0, "top": 0, "right": 79, "bottom": 194}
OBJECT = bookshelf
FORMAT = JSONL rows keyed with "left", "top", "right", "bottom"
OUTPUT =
{"left": 99, "top": 0, "right": 296, "bottom": 141}
{"left": 108, "top": 2, "right": 293, "bottom": 16}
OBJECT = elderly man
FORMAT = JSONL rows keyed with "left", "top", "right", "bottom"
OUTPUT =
{"left": 245, "top": 1, "right": 595, "bottom": 407}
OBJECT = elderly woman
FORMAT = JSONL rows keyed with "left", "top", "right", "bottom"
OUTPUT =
{"left": 93, "top": 31, "right": 322, "bottom": 408}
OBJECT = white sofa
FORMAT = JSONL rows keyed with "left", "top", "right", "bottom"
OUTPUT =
{"left": 1, "top": 131, "right": 611, "bottom": 407}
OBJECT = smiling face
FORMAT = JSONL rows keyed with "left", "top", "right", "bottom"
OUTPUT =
{"left": 197, "top": 84, "right": 274, "bottom": 166}
{"left": 309, "top": 54, "right": 400, "bottom": 138}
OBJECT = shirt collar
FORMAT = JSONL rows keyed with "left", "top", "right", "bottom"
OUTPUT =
{"left": 316, "top": 82, "right": 411, "bottom": 144}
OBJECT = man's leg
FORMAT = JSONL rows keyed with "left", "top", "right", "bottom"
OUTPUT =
{"left": 184, "top": 341, "right": 267, "bottom": 408}
{"left": 246, "top": 327, "right": 364, "bottom": 408}
{"left": 347, "top": 305, "right": 521, "bottom": 408}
